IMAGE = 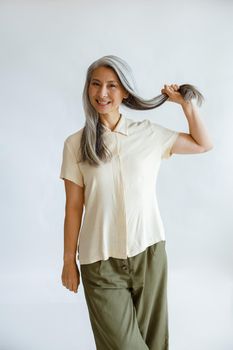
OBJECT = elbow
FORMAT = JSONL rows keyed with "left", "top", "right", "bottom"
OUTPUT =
{"left": 202, "top": 144, "right": 214, "bottom": 152}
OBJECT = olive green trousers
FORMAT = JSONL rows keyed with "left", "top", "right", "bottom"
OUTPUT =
{"left": 80, "top": 240, "right": 169, "bottom": 350}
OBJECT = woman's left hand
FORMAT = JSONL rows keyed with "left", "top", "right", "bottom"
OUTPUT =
{"left": 161, "top": 84, "right": 186, "bottom": 105}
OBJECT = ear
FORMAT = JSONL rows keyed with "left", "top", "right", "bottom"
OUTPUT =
{"left": 124, "top": 92, "right": 129, "bottom": 99}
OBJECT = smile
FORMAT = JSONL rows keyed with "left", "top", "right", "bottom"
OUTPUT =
{"left": 96, "top": 100, "right": 111, "bottom": 106}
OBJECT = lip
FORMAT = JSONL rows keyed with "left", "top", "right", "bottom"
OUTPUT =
{"left": 96, "top": 100, "right": 111, "bottom": 106}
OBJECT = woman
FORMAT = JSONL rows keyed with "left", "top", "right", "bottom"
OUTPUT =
{"left": 59, "top": 55, "right": 213, "bottom": 350}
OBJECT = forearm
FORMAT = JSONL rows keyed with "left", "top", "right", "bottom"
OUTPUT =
{"left": 63, "top": 207, "right": 83, "bottom": 264}
{"left": 181, "top": 101, "right": 214, "bottom": 150}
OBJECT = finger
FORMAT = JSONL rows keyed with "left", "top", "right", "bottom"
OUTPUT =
{"left": 162, "top": 85, "right": 172, "bottom": 96}
{"left": 67, "top": 280, "right": 73, "bottom": 291}
{"left": 72, "top": 282, "right": 78, "bottom": 292}
{"left": 165, "top": 85, "right": 173, "bottom": 93}
{"left": 167, "top": 86, "right": 173, "bottom": 92}
{"left": 172, "top": 84, "right": 179, "bottom": 91}
{"left": 72, "top": 286, "right": 78, "bottom": 293}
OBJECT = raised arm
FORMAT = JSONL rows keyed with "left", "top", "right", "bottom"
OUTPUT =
{"left": 161, "top": 84, "right": 214, "bottom": 155}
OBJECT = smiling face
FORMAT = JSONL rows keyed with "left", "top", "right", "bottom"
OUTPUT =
{"left": 88, "top": 66, "right": 129, "bottom": 118}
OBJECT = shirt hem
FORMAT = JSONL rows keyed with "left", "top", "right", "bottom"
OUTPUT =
{"left": 78, "top": 239, "right": 166, "bottom": 265}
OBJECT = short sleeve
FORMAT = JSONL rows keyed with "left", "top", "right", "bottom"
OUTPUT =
{"left": 59, "top": 139, "right": 84, "bottom": 187}
{"left": 150, "top": 121, "right": 179, "bottom": 159}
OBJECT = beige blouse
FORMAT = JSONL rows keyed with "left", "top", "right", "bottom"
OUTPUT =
{"left": 59, "top": 114, "right": 179, "bottom": 264}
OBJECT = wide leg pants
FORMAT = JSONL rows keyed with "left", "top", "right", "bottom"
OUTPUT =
{"left": 80, "top": 240, "right": 169, "bottom": 350}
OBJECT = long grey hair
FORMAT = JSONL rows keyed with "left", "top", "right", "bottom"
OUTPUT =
{"left": 80, "top": 54, "right": 204, "bottom": 166}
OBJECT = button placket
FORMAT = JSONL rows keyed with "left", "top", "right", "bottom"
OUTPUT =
{"left": 121, "top": 259, "right": 128, "bottom": 270}
{"left": 114, "top": 133, "right": 128, "bottom": 258}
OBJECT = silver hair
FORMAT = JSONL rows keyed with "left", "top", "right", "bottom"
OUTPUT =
{"left": 80, "top": 54, "right": 204, "bottom": 166}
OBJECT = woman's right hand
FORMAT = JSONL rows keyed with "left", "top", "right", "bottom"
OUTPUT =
{"left": 61, "top": 261, "right": 80, "bottom": 293}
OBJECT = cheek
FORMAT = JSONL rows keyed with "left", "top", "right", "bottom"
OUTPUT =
{"left": 88, "top": 85, "right": 95, "bottom": 97}
{"left": 88, "top": 86, "right": 92, "bottom": 97}
{"left": 111, "top": 91, "right": 121, "bottom": 98}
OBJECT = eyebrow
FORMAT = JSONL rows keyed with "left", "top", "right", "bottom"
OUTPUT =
{"left": 91, "top": 79, "right": 118, "bottom": 83}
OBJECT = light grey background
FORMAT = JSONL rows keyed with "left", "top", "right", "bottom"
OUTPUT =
{"left": 0, "top": 0, "right": 232, "bottom": 349}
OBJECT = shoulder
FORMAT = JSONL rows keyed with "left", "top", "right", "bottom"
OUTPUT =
{"left": 126, "top": 116, "right": 177, "bottom": 141}
{"left": 126, "top": 116, "right": 161, "bottom": 133}
{"left": 136, "top": 118, "right": 173, "bottom": 134}
{"left": 64, "top": 127, "right": 84, "bottom": 147}
{"left": 62, "top": 127, "right": 84, "bottom": 162}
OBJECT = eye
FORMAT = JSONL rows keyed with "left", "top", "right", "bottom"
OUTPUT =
{"left": 110, "top": 84, "right": 117, "bottom": 88}
{"left": 92, "top": 82, "right": 99, "bottom": 85}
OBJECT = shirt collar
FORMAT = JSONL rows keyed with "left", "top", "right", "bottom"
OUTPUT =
{"left": 101, "top": 114, "right": 128, "bottom": 136}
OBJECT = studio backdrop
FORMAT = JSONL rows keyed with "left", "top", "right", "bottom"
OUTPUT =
{"left": 0, "top": 1, "right": 232, "bottom": 350}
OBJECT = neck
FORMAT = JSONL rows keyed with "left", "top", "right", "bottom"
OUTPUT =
{"left": 99, "top": 113, "right": 122, "bottom": 131}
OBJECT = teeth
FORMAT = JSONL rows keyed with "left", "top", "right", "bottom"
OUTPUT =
{"left": 97, "top": 100, "right": 110, "bottom": 105}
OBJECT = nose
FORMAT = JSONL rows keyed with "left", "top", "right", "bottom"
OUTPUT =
{"left": 98, "top": 85, "right": 108, "bottom": 98}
